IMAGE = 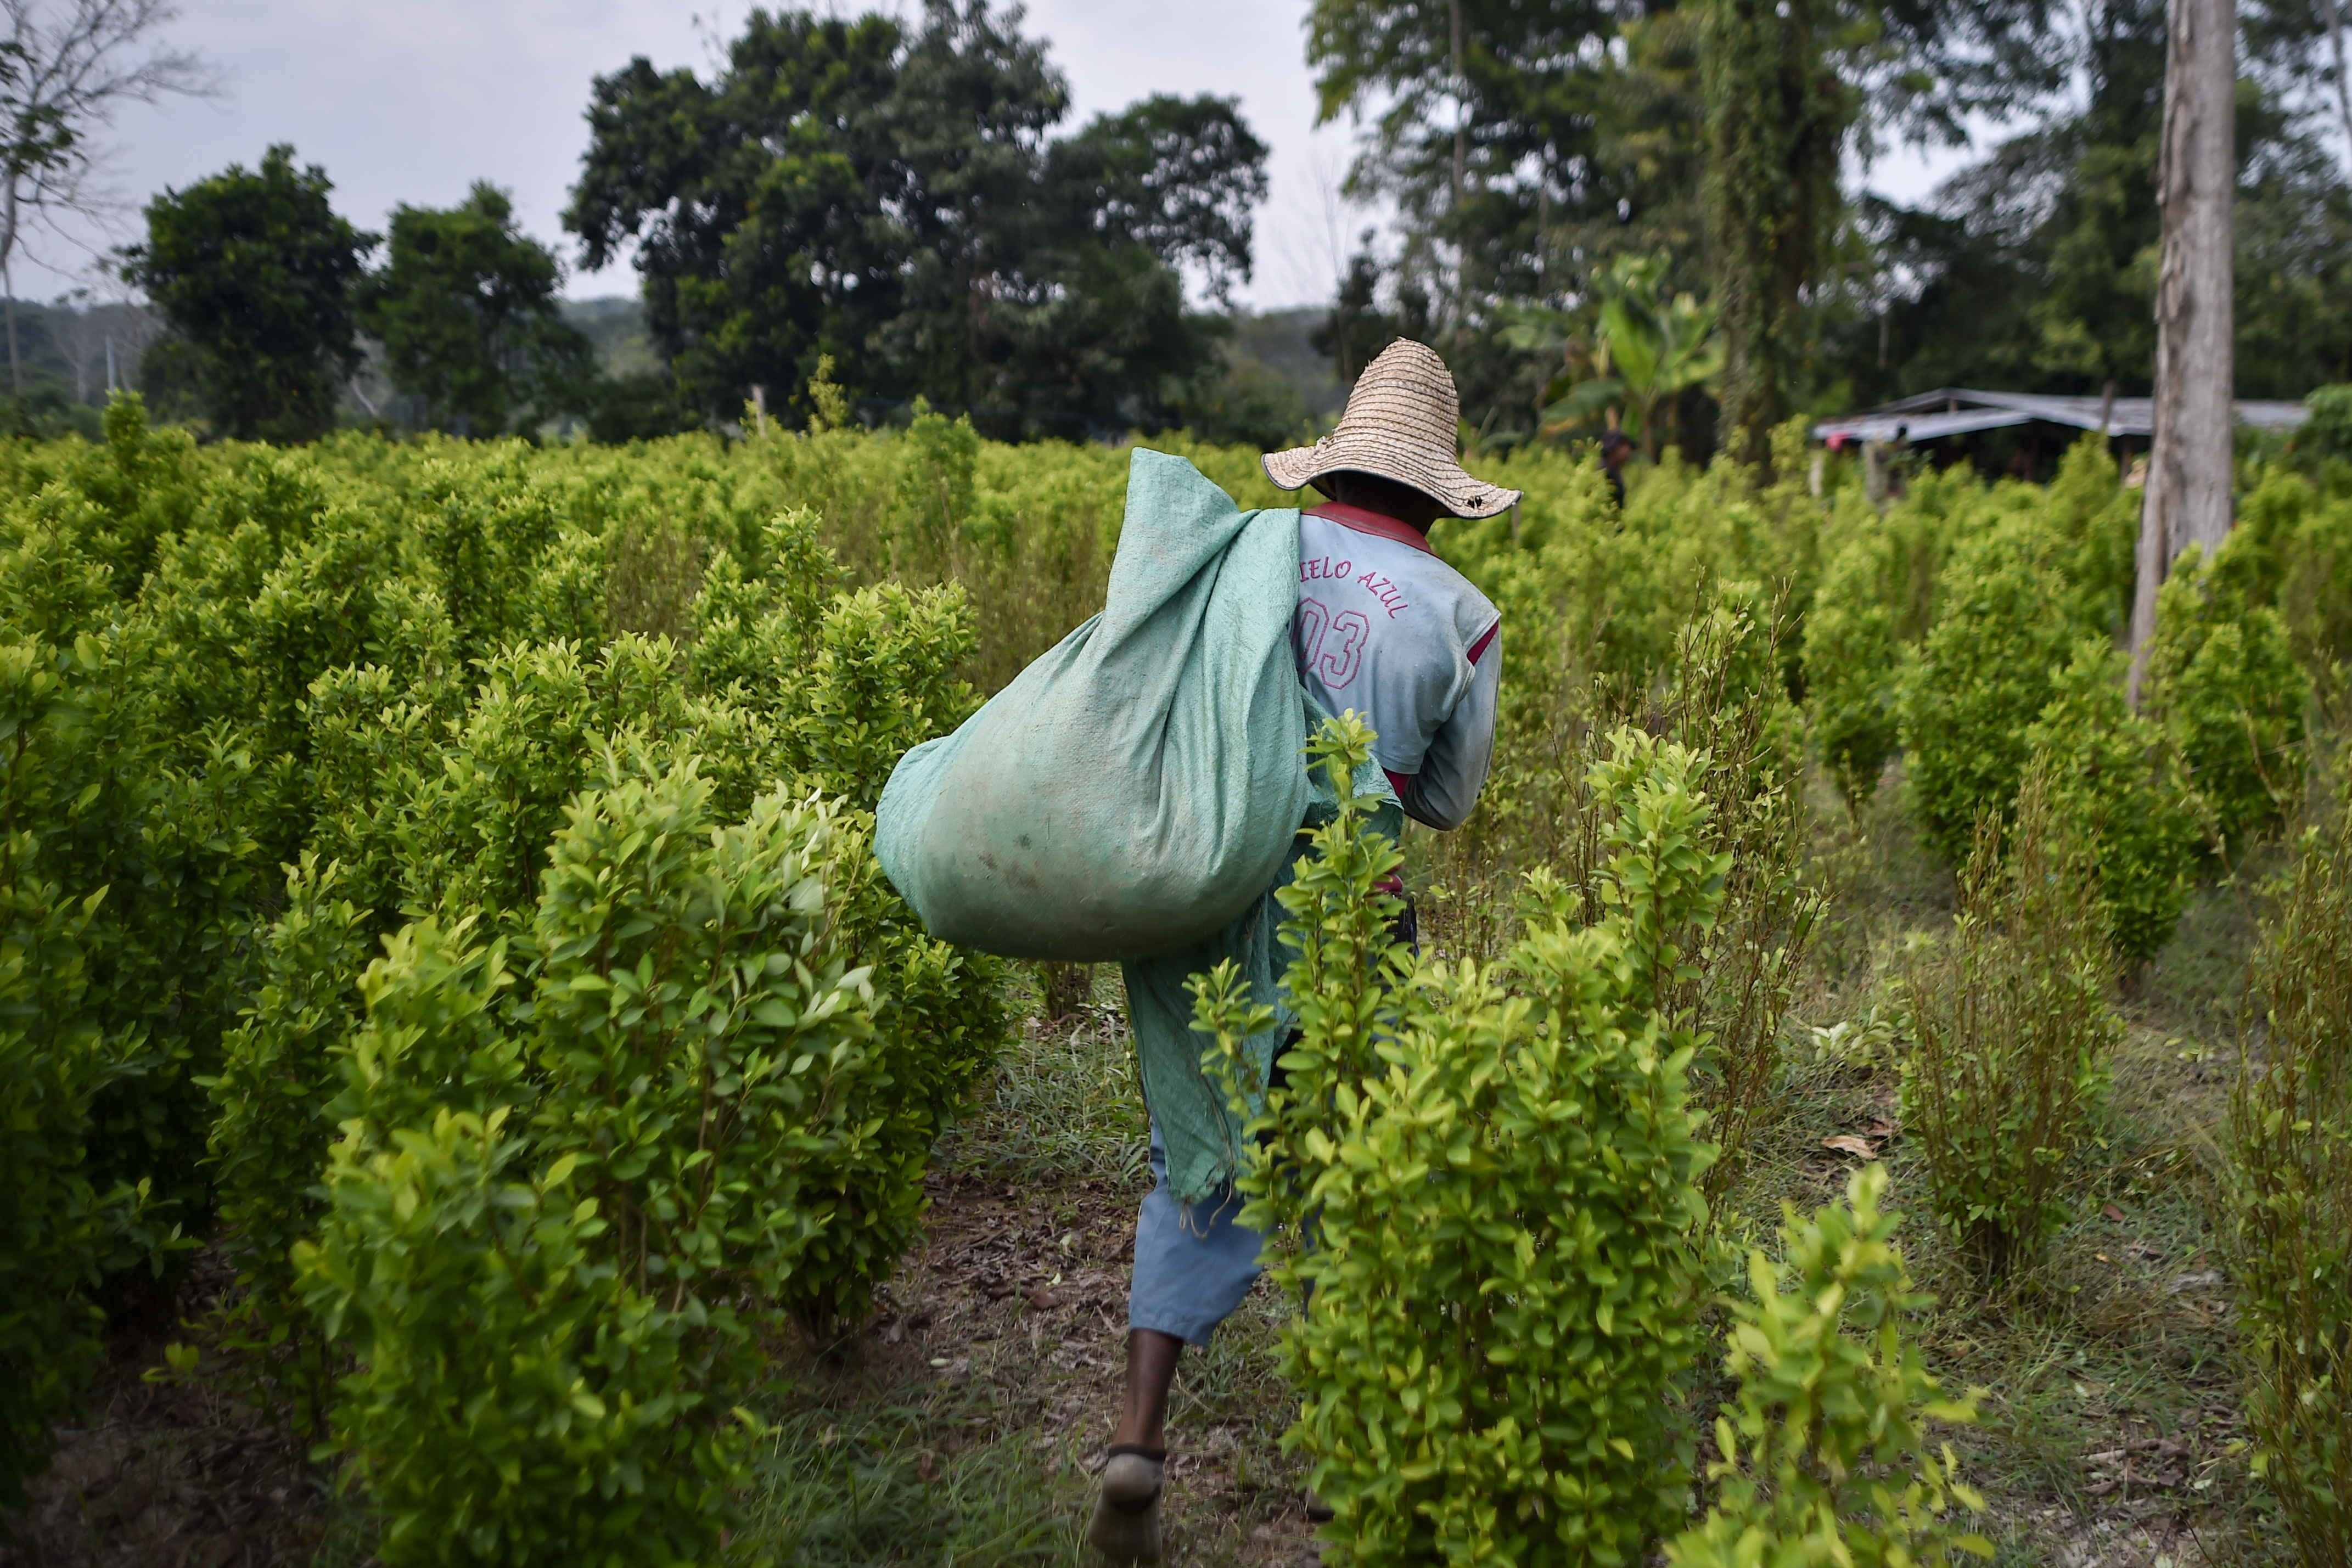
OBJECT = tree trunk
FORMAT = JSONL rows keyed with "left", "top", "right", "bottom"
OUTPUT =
{"left": 1450, "top": 0, "right": 1467, "bottom": 350}
{"left": 2328, "top": 0, "right": 2352, "bottom": 161}
{"left": 1700, "top": 0, "right": 1849, "bottom": 471}
{"left": 1, "top": 182, "right": 16, "bottom": 398}
{"left": 2128, "top": 0, "right": 2236, "bottom": 706}
{"left": 3, "top": 263, "right": 17, "bottom": 399}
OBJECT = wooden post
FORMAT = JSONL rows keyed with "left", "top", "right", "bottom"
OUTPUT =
{"left": 2129, "top": 0, "right": 2236, "bottom": 707}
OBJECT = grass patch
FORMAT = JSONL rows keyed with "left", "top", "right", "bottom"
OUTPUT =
{"left": 745, "top": 1372, "right": 1092, "bottom": 1566}
{"left": 936, "top": 973, "right": 1150, "bottom": 1189}
{"left": 1703, "top": 757, "right": 2260, "bottom": 1566}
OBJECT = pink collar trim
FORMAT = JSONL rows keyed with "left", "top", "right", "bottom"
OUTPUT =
{"left": 1304, "top": 502, "right": 1435, "bottom": 556}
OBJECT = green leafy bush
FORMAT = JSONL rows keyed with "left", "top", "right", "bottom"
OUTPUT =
{"left": 201, "top": 856, "right": 372, "bottom": 1433}
{"left": 308, "top": 1106, "right": 740, "bottom": 1567}
{"left": 799, "top": 819, "right": 1003, "bottom": 1335}
{"left": 0, "top": 629, "right": 207, "bottom": 1495}
{"left": 3, "top": 449, "right": 280, "bottom": 1252}
{"left": 2142, "top": 541, "right": 2309, "bottom": 847}
{"left": 1805, "top": 523, "right": 1904, "bottom": 805}
{"left": 778, "top": 581, "right": 980, "bottom": 813}
{"left": 301, "top": 765, "right": 894, "bottom": 1564}
{"left": 1899, "top": 765, "right": 2123, "bottom": 1272}
{"left": 1197, "top": 716, "right": 1721, "bottom": 1565}
{"left": 2023, "top": 640, "right": 2203, "bottom": 959}
{"left": 1655, "top": 597, "right": 1823, "bottom": 1198}
{"left": 1429, "top": 429, "right": 1826, "bottom": 705}
{"left": 1665, "top": 1164, "right": 1989, "bottom": 1568}
{"left": 2035, "top": 433, "right": 2140, "bottom": 640}
{"left": 0, "top": 856, "right": 145, "bottom": 1509}
{"left": 1795, "top": 434, "right": 2124, "bottom": 812}
{"left": 1831, "top": 436, "right": 2120, "bottom": 840}
{"left": 2229, "top": 463, "right": 2352, "bottom": 683}
{"left": 2227, "top": 794, "right": 2352, "bottom": 1564}
{"left": 1896, "top": 514, "right": 2082, "bottom": 862}
{"left": 1417, "top": 585, "right": 1819, "bottom": 1196}
{"left": 2298, "top": 384, "right": 2352, "bottom": 464}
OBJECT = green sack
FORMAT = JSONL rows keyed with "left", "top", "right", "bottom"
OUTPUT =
{"left": 875, "top": 449, "right": 1309, "bottom": 962}
{"left": 1119, "top": 740, "right": 1403, "bottom": 1204}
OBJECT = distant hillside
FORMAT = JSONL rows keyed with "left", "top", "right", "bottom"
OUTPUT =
{"left": 563, "top": 296, "right": 660, "bottom": 378}
{"left": 1230, "top": 307, "right": 1345, "bottom": 421}
{"left": 557, "top": 296, "right": 1349, "bottom": 426}
{"left": 0, "top": 298, "right": 160, "bottom": 402}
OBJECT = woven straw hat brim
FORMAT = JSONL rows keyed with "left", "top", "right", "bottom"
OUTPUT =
{"left": 1260, "top": 339, "right": 1522, "bottom": 519}
{"left": 1262, "top": 438, "right": 1522, "bottom": 520}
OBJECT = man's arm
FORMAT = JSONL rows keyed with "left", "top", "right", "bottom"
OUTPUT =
{"left": 1396, "top": 627, "right": 1501, "bottom": 831}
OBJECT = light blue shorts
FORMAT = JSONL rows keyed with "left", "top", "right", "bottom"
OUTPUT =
{"left": 1127, "top": 1123, "right": 1265, "bottom": 1346}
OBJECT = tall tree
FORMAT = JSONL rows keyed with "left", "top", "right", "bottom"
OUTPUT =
{"left": 1313, "top": 244, "right": 1436, "bottom": 384}
{"left": 2241, "top": 0, "right": 2352, "bottom": 155}
{"left": 0, "top": 0, "right": 216, "bottom": 395}
{"left": 1043, "top": 93, "right": 1268, "bottom": 304}
{"left": 1305, "top": 0, "right": 2067, "bottom": 436}
{"left": 125, "top": 145, "right": 374, "bottom": 442}
{"left": 356, "top": 183, "right": 594, "bottom": 435}
{"left": 2129, "top": 0, "right": 2237, "bottom": 700}
{"left": 566, "top": 2, "right": 1267, "bottom": 438}
{"left": 568, "top": 9, "right": 906, "bottom": 425}
{"left": 1307, "top": 0, "right": 1692, "bottom": 307}
{"left": 1307, "top": 0, "right": 1672, "bottom": 427}
{"left": 1811, "top": 0, "right": 2351, "bottom": 415}
{"left": 858, "top": 0, "right": 1075, "bottom": 426}
{"left": 1702, "top": 0, "right": 1856, "bottom": 463}
{"left": 2333, "top": 0, "right": 2352, "bottom": 148}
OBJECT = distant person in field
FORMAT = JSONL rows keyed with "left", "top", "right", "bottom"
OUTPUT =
{"left": 1090, "top": 339, "right": 1513, "bottom": 1564}
{"left": 1601, "top": 427, "right": 1635, "bottom": 508}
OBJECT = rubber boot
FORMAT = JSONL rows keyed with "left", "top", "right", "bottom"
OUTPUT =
{"left": 1086, "top": 1445, "right": 1166, "bottom": 1564}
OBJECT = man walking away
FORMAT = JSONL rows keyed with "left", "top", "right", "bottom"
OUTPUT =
{"left": 1088, "top": 340, "right": 1516, "bottom": 1563}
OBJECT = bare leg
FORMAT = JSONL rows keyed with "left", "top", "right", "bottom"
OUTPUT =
{"left": 1091, "top": 1329, "right": 1182, "bottom": 1562}
{"left": 1112, "top": 1329, "right": 1183, "bottom": 1450}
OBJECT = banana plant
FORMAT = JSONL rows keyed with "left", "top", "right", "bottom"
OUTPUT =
{"left": 1511, "top": 254, "right": 1724, "bottom": 459}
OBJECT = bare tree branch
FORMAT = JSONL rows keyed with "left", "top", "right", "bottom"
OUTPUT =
{"left": 0, "top": 0, "right": 221, "bottom": 391}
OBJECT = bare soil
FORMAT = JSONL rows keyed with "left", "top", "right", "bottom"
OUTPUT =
{"left": 7, "top": 1254, "right": 349, "bottom": 1568}
{"left": 767, "top": 1165, "right": 1323, "bottom": 1565}
{"left": 13, "top": 1167, "right": 1321, "bottom": 1568}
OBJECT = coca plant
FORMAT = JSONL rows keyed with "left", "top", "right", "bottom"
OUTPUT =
{"left": 1196, "top": 716, "right": 1722, "bottom": 1565}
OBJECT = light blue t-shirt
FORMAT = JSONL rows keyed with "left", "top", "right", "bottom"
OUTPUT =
{"left": 1292, "top": 503, "right": 1501, "bottom": 831}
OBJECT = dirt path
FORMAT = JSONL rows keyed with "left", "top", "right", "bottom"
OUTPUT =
{"left": 13, "top": 1168, "right": 1322, "bottom": 1567}
{"left": 9, "top": 1252, "right": 356, "bottom": 1567}
{"left": 771, "top": 1167, "right": 1325, "bottom": 1565}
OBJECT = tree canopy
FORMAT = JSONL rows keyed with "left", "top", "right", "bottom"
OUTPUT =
{"left": 565, "top": 1, "right": 1271, "bottom": 440}
{"left": 0, "top": 0, "right": 218, "bottom": 396}
{"left": 125, "top": 143, "right": 374, "bottom": 442}
{"left": 1842, "top": 0, "right": 2352, "bottom": 407}
{"left": 84, "top": 0, "right": 2352, "bottom": 456}
{"left": 356, "top": 182, "right": 595, "bottom": 435}
{"left": 1305, "top": 0, "right": 2352, "bottom": 451}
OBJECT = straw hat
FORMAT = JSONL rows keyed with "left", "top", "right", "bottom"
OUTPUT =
{"left": 1261, "top": 339, "right": 1521, "bottom": 519}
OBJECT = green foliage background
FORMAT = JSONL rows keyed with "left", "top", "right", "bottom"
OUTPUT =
{"left": 5, "top": 393, "right": 2352, "bottom": 1553}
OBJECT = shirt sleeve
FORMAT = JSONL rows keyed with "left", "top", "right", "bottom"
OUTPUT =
{"left": 1398, "top": 622, "right": 1501, "bottom": 831}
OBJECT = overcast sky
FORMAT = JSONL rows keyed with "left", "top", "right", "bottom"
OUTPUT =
{"left": 19, "top": 0, "right": 1957, "bottom": 313}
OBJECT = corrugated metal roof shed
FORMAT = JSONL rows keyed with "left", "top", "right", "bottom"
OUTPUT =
{"left": 1812, "top": 387, "right": 2312, "bottom": 443}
